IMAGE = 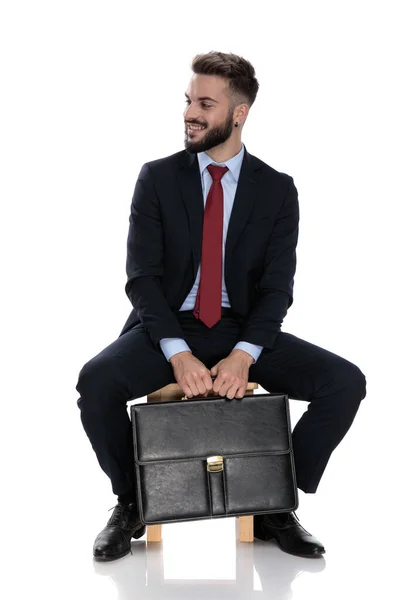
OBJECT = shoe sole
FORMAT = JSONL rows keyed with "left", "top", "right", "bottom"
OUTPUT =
{"left": 93, "top": 526, "right": 146, "bottom": 562}
{"left": 94, "top": 547, "right": 132, "bottom": 562}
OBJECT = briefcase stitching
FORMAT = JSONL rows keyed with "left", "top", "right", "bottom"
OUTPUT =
{"left": 134, "top": 449, "right": 292, "bottom": 466}
{"left": 222, "top": 467, "right": 228, "bottom": 515}
{"left": 206, "top": 470, "right": 213, "bottom": 516}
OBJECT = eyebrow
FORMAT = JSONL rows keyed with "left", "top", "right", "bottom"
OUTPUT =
{"left": 185, "top": 92, "right": 219, "bottom": 103}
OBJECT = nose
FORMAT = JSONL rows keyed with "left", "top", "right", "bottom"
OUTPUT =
{"left": 184, "top": 105, "right": 201, "bottom": 124}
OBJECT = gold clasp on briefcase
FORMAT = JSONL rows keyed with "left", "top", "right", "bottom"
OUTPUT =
{"left": 207, "top": 455, "right": 224, "bottom": 472}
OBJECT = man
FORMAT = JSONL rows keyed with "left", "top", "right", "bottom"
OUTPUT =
{"left": 76, "top": 51, "right": 367, "bottom": 562}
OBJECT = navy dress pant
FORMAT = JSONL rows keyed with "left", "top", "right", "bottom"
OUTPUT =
{"left": 76, "top": 311, "right": 367, "bottom": 496}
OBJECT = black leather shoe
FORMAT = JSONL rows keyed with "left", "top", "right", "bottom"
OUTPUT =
{"left": 93, "top": 502, "right": 146, "bottom": 562}
{"left": 254, "top": 511, "right": 325, "bottom": 558}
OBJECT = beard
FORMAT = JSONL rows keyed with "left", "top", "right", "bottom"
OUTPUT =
{"left": 184, "top": 106, "right": 235, "bottom": 154}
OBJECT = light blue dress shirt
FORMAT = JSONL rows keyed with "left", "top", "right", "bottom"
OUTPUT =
{"left": 159, "top": 143, "right": 263, "bottom": 364}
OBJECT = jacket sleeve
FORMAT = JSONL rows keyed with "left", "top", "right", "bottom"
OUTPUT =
{"left": 238, "top": 176, "right": 299, "bottom": 349}
{"left": 124, "top": 163, "right": 188, "bottom": 348}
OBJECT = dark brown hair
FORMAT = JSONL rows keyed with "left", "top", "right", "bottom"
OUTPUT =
{"left": 191, "top": 51, "right": 259, "bottom": 109}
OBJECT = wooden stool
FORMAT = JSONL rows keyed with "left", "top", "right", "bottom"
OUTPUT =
{"left": 146, "top": 381, "right": 259, "bottom": 543}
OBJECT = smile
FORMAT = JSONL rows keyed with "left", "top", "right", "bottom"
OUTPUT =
{"left": 186, "top": 123, "right": 206, "bottom": 132}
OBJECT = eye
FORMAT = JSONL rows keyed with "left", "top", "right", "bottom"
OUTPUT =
{"left": 184, "top": 100, "right": 212, "bottom": 109}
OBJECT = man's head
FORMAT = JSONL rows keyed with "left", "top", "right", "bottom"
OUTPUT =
{"left": 184, "top": 51, "right": 259, "bottom": 154}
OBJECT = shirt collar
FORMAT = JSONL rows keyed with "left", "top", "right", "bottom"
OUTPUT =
{"left": 197, "top": 143, "right": 245, "bottom": 183}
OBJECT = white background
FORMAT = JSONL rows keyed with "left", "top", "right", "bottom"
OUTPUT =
{"left": 1, "top": 1, "right": 399, "bottom": 598}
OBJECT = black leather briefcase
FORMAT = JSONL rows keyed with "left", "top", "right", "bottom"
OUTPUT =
{"left": 130, "top": 393, "right": 298, "bottom": 525}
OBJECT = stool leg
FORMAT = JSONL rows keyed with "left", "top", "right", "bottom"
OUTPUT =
{"left": 239, "top": 382, "right": 254, "bottom": 542}
{"left": 238, "top": 516, "right": 254, "bottom": 542}
{"left": 147, "top": 524, "right": 162, "bottom": 542}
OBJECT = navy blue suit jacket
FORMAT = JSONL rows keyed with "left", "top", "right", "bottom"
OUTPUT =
{"left": 119, "top": 144, "right": 299, "bottom": 352}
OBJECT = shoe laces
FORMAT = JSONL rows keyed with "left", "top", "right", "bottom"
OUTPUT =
{"left": 107, "top": 503, "right": 126, "bottom": 526}
{"left": 107, "top": 503, "right": 134, "bottom": 555}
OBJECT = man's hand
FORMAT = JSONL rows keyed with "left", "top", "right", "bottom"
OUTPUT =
{"left": 170, "top": 351, "right": 214, "bottom": 398}
{"left": 210, "top": 349, "right": 254, "bottom": 399}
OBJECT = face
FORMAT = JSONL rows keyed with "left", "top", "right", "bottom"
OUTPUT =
{"left": 183, "top": 74, "right": 236, "bottom": 154}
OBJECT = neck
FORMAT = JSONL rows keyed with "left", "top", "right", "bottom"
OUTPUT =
{"left": 205, "top": 137, "right": 242, "bottom": 163}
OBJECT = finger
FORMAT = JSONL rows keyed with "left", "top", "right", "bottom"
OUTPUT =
{"left": 213, "top": 377, "right": 222, "bottom": 393}
{"left": 196, "top": 373, "right": 210, "bottom": 396}
{"left": 187, "top": 375, "right": 201, "bottom": 397}
{"left": 235, "top": 384, "right": 247, "bottom": 399}
{"left": 182, "top": 383, "right": 193, "bottom": 398}
{"left": 213, "top": 381, "right": 223, "bottom": 393}
{"left": 218, "top": 379, "right": 233, "bottom": 398}
{"left": 204, "top": 373, "right": 214, "bottom": 392}
{"left": 183, "top": 379, "right": 196, "bottom": 398}
{"left": 194, "top": 373, "right": 209, "bottom": 396}
{"left": 226, "top": 381, "right": 239, "bottom": 400}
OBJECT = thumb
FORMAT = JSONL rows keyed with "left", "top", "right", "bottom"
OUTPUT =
{"left": 210, "top": 364, "right": 219, "bottom": 377}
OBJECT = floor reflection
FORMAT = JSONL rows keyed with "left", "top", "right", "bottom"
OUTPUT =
{"left": 93, "top": 536, "right": 325, "bottom": 599}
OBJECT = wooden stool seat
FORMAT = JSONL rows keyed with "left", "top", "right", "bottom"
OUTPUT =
{"left": 146, "top": 380, "right": 259, "bottom": 542}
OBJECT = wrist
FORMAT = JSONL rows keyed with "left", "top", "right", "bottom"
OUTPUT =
{"left": 231, "top": 349, "right": 254, "bottom": 367}
{"left": 170, "top": 350, "right": 192, "bottom": 364}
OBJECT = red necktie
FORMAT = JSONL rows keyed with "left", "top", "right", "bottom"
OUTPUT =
{"left": 193, "top": 164, "right": 229, "bottom": 327}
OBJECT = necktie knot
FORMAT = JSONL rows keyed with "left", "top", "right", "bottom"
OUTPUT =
{"left": 207, "top": 164, "right": 229, "bottom": 182}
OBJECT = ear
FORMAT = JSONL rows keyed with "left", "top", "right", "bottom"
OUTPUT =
{"left": 235, "top": 102, "right": 249, "bottom": 124}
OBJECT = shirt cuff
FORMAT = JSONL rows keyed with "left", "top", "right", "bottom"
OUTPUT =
{"left": 159, "top": 338, "right": 192, "bottom": 362}
{"left": 233, "top": 341, "right": 263, "bottom": 364}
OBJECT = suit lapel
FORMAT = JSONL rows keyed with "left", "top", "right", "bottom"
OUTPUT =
{"left": 177, "top": 144, "right": 259, "bottom": 276}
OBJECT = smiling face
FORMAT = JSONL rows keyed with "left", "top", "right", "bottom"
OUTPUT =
{"left": 183, "top": 74, "right": 237, "bottom": 154}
